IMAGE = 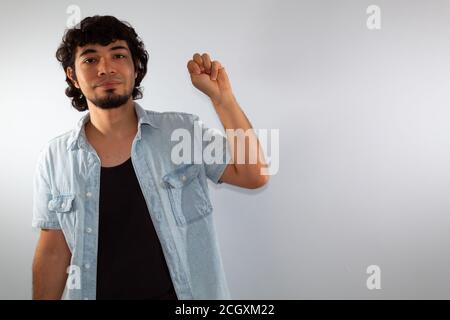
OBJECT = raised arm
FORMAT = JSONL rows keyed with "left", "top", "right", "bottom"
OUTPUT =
{"left": 187, "top": 52, "right": 269, "bottom": 189}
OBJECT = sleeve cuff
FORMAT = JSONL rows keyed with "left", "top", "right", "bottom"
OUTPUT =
{"left": 32, "top": 220, "right": 61, "bottom": 230}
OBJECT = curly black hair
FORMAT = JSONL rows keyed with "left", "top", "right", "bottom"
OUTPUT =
{"left": 55, "top": 15, "right": 149, "bottom": 111}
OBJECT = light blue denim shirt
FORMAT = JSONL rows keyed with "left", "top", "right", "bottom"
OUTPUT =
{"left": 32, "top": 101, "right": 231, "bottom": 300}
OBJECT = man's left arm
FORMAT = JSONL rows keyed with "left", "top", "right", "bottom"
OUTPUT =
{"left": 187, "top": 52, "right": 269, "bottom": 189}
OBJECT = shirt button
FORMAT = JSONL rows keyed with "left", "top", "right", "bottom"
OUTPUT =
{"left": 84, "top": 263, "right": 90, "bottom": 269}
{"left": 86, "top": 192, "right": 92, "bottom": 197}
{"left": 86, "top": 227, "right": 92, "bottom": 233}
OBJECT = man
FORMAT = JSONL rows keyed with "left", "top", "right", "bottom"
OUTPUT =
{"left": 32, "top": 15, "right": 268, "bottom": 300}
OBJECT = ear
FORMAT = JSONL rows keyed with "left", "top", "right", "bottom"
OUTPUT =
{"left": 66, "top": 67, "right": 80, "bottom": 89}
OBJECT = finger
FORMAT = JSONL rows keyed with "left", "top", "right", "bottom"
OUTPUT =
{"left": 202, "top": 53, "right": 212, "bottom": 74}
{"left": 193, "top": 53, "right": 204, "bottom": 72}
{"left": 187, "top": 60, "right": 202, "bottom": 75}
{"left": 210, "top": 61, "right": 222, "bottom": 81}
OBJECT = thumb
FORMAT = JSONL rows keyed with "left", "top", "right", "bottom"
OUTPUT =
{"left": 217, "top": 67, "right": 231, "bottom": 89}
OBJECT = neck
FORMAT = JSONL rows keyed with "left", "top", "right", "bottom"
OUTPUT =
{"left": 85, "top": 98, "right": 138, "bottom": 140}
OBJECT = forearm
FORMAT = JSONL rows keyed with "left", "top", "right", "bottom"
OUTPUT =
{"left": 32, "top": 252, "right": 70, "bottom": 300}
{"left": 211, "top": 93, "right": 268, "bottom": 180}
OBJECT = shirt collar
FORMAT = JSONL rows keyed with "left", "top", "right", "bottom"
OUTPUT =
{"left": 67, "top": 101, "right": 159, "bottom": 151}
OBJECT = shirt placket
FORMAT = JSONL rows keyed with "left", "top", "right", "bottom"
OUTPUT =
{"left": 79, "top": 136, "right": 101, "bottom": 300}
{"left": 130, "top": 125, "right": 194, "bottom": 300}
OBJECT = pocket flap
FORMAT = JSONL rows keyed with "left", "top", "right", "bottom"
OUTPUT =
{"left": 47, "top": 194, "right": 75, "bottom": 213}
{"left": 162, "top": 164, "right": 201, "bottom": 188}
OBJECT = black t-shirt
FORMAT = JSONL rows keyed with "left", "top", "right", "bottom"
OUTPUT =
{"left": 96, "top": 157, "right": 178, "bottom": 300}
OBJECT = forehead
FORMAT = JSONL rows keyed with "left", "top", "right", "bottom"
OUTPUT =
{"left": 75, "top": 39, "right": 130, "bottom": 57}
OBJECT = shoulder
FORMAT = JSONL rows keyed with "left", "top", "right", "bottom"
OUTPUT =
{"left": 145, "top": 109, "right": 201, "bottom": 130}
{"left": 36, "top": 130, "right": 73, "bottom": 165}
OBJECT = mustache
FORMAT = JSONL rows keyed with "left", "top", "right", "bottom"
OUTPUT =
{"left": 94, "top": 77, "right": 123, "bottom": 88}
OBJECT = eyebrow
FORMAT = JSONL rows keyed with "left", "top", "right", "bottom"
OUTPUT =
{"left": 78, "top": 45, "right": 129, "bottom": 58}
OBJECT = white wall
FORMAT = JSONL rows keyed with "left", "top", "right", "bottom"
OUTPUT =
{"left": 1, "top": 0, "right": 450, "bottom": 299}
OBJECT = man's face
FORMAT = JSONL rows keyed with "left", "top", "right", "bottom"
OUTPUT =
{"left": 67, "top": 39, "right": 137, "bottom": 109}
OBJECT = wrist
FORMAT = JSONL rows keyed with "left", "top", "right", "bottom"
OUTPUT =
{"left": 211, "top": 91, "right": 236, "bottom": 108}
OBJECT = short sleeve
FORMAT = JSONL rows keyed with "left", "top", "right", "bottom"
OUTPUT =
{"left": 192, "top": 115, "right": 231, "bottom": 184}
{"left": 31, "top": 149, "right": 61, "bottom": 230}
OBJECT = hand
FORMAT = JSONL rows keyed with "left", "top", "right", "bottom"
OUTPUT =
{"left": 187, "top": 52, "right": 233, "bottom": 105}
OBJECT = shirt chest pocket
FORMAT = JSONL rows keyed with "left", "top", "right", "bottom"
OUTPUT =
{"left": 162, "top": 164, "right": 212, "bottom": 226}
{"left": 47, "top": 194, "right": 77, "bottom": 252}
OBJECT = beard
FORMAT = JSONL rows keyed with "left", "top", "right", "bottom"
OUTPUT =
{"left": 90, "top": 88, "right": 132, "bottom": 109}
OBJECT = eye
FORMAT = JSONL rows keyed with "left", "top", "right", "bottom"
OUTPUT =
{"left": 114, "top": 54, "right": 126, "bottom": 59}
{"left": 83, "top": 58, "right": 96, "bottom": 64}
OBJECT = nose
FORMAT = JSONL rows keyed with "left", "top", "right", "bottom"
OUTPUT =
{"left": 97, "top": 57, "right": 116, "bottom": 76}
